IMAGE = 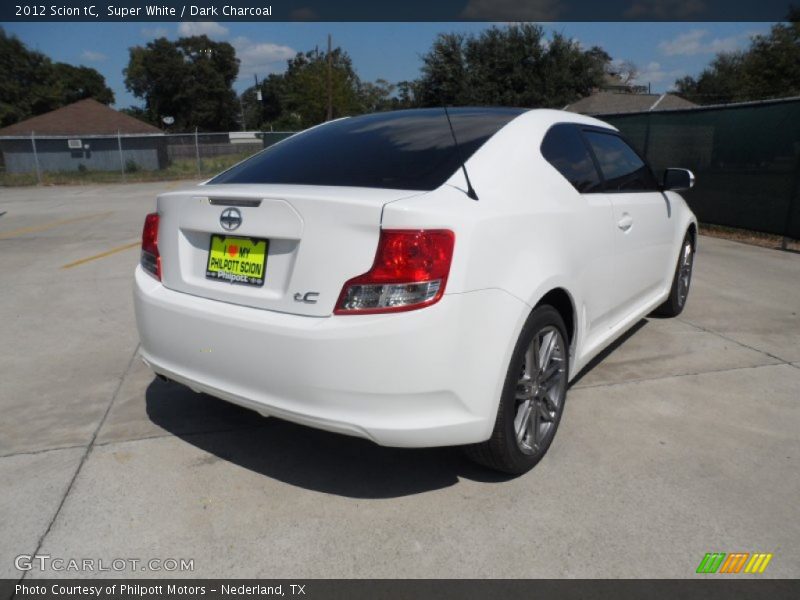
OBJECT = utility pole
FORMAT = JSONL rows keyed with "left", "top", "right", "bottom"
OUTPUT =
{"left": 326, "top": 33, "right": 333, "bottom": 121}
{"left": 254, "top": 73, "right": 262, "bottom": 102}
{"left": 239, "top": 95, "right": 246, "bottom": 131}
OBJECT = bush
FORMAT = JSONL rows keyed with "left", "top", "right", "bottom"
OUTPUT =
{"left": 125, "top": 159, "right": 140, "bottom": 173}
{"left": 77, "top": 164, "right": 88, "bottom": 173}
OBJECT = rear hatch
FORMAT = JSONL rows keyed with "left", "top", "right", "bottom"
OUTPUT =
{"left": 155, "top": 184, "right": 423, "bottom": 317}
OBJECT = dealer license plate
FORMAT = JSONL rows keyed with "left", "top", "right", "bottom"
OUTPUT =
{"left": 205, "top": 235, "right": 268, "bottom": 287}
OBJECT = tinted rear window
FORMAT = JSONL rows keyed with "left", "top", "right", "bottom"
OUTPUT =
{"left": 210, "top": 108, "right": 524, "bottom": 191}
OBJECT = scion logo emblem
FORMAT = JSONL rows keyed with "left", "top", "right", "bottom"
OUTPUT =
{"left": 220, "top": 207, "right": 242, "bottom": 231}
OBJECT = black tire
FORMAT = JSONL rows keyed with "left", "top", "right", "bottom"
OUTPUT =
{"left": 464, "top": 305, "right": 569, "bottom": 475}
{"left": 652, "top": 231, "right": 694, "bottom": 318}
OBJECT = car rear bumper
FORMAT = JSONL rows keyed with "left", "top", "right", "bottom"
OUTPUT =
{"left": 134, "top": 266, "right": 527, "bottom": 447}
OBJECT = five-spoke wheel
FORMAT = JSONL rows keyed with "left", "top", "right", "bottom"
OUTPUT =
{"left": 514, "top": 326, "right": 566, "bottom": 456}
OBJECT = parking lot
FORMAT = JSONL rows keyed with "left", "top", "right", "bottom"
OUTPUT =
{"left": 1, "top": 181, "right": 799, "bottom": 580}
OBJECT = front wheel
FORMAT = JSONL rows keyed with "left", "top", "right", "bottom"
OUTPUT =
{"left": 653, "top": 231, "right": 694, "bottom": 318}
{"left": 464, "top": 305, "right": 569, "bottom": 475}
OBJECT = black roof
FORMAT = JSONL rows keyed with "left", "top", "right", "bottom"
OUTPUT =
{"left": 210, "top": 107, "right": 527, "bottom": 191}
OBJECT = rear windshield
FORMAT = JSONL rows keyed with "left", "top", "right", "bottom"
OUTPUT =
{"left": 209, "top": 108, "right": 524, "bottom": 191}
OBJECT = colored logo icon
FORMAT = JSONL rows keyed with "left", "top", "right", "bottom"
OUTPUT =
{"left": 696, "top": 552, "right": 773, "bottom": 574}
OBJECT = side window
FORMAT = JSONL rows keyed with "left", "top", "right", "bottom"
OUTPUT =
{"left": 540, "top": 124, "right": 602, "bottom": 193}
{"left": 583, "top": 131, "right": 659, "bottom": 192}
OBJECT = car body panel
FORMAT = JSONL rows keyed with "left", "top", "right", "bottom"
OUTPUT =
{"left": 135, "top": 266, "right": 526, "bottom": 447}
{"left": 156, "top": 184, "right": 424, "bottom": 317}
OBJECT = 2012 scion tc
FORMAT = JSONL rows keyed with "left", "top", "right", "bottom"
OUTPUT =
{"left": 134, "top": 108, "right": 697, "bottom": 474}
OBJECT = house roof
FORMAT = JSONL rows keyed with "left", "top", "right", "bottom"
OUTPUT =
{"left": 564, "top": 91, "right": 697, "bottom": 116}
{"left": 0, "top": 99, "right": 162, "bottom": 137}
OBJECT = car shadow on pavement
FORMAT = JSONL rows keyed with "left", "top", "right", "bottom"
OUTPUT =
{"left": 569, "top": 318, "right": 648, "bottom": 388}
{"left": 145, "top": 380, "right": 513, "bottom": 499}
{"left": 146, "top": 318, "right": 650, "bottom": 498}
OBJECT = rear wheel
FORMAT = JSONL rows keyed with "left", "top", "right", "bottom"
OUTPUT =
{"left": 464, "top": 306, "right": 569, "bottom": 475}
{"left": 653, "top": 231, "right": 694, "bottom": 318}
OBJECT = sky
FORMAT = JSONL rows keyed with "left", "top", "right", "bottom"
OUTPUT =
{"left": 2, "top": 21, "right": 772, "bottom": 109}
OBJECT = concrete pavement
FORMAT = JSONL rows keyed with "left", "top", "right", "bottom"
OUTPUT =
{"left": 1, "top": 182, "right": 798, "bottom": 580}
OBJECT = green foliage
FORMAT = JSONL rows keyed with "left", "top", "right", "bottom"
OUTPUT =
{"left": 675, "top": 9, "right": 800, "bottom": 104}
{"left": 414, "top": 24, "right": 611, "bottom": 108}
{"left": 242, "top": 46, "right": 397, "bottom": 130}
{"left": 124, "top": 159, "right": 140, "bottom": 173}
{"left": 0, "top": 27, "right": 114, "bottom": 127}
{"left": 242, "top": 27, "right": 610, "bottom": 131}
{"left": 277, "top": 47, "right": 364, "bottom": 129}
{"left": 124, "top": 35, "right": 240, "bottom": 132}
{"left": 52, "top": 63, "right": 115, "bottom": 106}
{"left": 417, "top": 33, "right": 468, "bottom": 106}
{"left": 119, "top": 106, "right": 156, "bottom": 125}
{"left": 360, "top": 79, "right": 399, "bottom": 113}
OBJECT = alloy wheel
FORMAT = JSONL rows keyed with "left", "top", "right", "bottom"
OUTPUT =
{"left": 677, "top": 240, "right": 693, "bottom": 307}
{"left": 513, "top": 326, "right": 567, "bottom": 455}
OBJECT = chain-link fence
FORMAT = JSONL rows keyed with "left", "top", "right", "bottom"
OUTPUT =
{"left": 0, "top": 130, "right": 295, "bottom": 186}
{"left": 603, "top": 96, "right": 800, "bottom": 241}
{"left": 4, "top": 102, "right": 800, "bottom": 242}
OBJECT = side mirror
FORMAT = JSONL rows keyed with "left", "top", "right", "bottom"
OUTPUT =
{"left": 662, "top": 168, "right": 695, "bottom": 192}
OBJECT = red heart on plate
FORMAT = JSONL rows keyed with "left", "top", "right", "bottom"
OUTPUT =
{"left": 227, "top": 245, "right": 239, "bottom": 258}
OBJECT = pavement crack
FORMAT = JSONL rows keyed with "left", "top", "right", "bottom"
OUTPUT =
{"left": 571, "top": 361, "right": 792, "bottom": 391}
{"left": 92, "top": 422, "right": 275, "bottom": 449}
{"left": 677, "top": 317, "right": 793, "bottom": 365}
{"left": 0, "top": 443, "right": 86, "bottom": 460}
{"left": 15, "top": 343, "right": 140, "bottom": 585}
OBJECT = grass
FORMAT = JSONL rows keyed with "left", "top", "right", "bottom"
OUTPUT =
{"left": 0, "top": 153, "right": 253, "bottom": 187}
{"left": 700, "top": 223, "right": 799, "bottom": 252}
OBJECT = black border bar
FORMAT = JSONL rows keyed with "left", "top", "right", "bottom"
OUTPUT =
{"left": 2, "top": 1, "right": 797, "bottom": 22}
{"left": 3, "top": 580, "right": 800, "bottom": 600}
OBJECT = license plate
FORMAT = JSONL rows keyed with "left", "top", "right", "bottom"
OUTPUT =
{"left": 205, "top": 235, "right": 268, "bottom": 287}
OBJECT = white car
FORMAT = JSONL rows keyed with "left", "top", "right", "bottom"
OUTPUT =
{"left": 134, "top": 108, "right": 697, "bottom": 474}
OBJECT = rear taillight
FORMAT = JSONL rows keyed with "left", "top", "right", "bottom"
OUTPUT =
{"left": 335, "top": 229, "right": 455, "bottom": 315}
{"left": 141, "top": 212, "right": 161, "bottom": 280}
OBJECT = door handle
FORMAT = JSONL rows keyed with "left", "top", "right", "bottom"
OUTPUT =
{"left": 617, "top": 213, "right": 633, "bottom": 232}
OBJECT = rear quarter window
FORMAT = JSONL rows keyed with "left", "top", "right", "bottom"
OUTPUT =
{"left": 540, "top": 124, "right": 602, "bottom": 193}
{"left": 583, "top": 130, "right": 659, "bottom": 192}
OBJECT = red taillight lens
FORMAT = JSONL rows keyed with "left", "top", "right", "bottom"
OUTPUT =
{"left": 141, "top": 212, "right": 161, "bottom": 280}
{"left": 335, "top": 229, "right": 455, "bottom": 315}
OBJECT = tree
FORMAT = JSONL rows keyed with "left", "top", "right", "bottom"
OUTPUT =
{"left": 124, "top": 35, "right": 240, "bottom": 131}
{"left": 0, "top": 27, "right": 114, "bottom": 127}
{"left": 282, "top": 47, "right": 364, "bottom": 128}
{"left": 675, "top": 53, "right": 747, "bottom": 104}
{"left": 253, "top": 72, "right": 290, "bottom": 128}
{"left": 416, "top": 33, "right": 468, "bottom": 106}
{"left": 52, "top": 63, "right": 114, "bottom": 105}
{"left": 395, "top": 80, "right": 418, "bottom": 108}
{"left": 414, "top": 24, "right": 611, "bottom": 108}
{"left": 534, "top": 33, "right": 609, "bottom": 107}
{"left": 675, "top": 9, "right": 800, "bottom": 104}
{"left": 119, "top": 105, "right": 155, "bottom": 125}
{"left": 241, "top": 45, "right": 371, "bottom": 130}
{"left": 359, "top": 79, "right": 397, "bottom": 112}
{"left": 607, "top": 59, "right": 639, "bottom": 86}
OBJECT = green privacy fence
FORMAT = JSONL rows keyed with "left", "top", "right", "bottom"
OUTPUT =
{"left": 603, "top": 97, "right": 800, "bottom": 240}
